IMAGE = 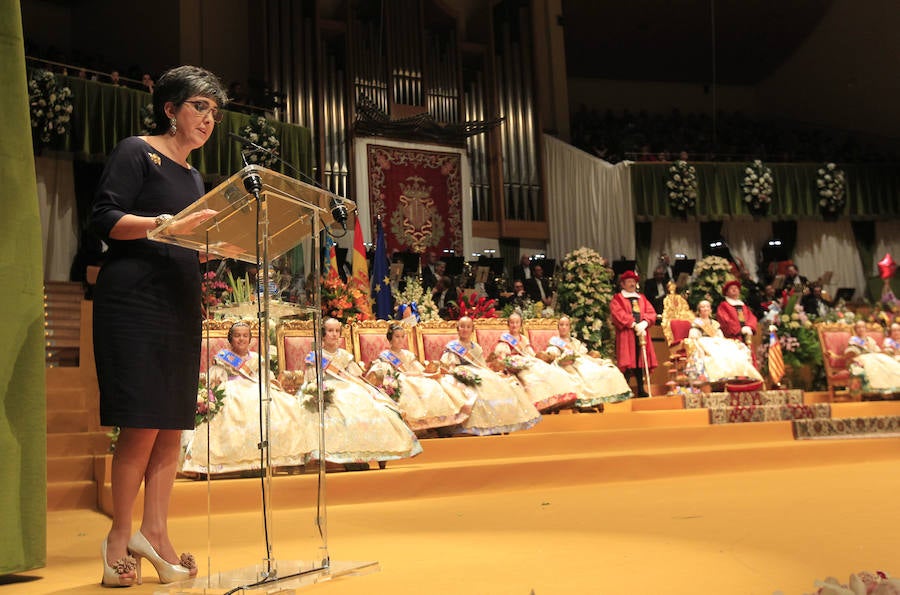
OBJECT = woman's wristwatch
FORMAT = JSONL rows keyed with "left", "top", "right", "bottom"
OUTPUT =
{"left": 154, "top": 214, "right": 173, "bottom": 227}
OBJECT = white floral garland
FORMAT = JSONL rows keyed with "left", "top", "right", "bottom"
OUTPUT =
{"left": 555, "top": 247, "right": 613, "bottom": 351}
{"left": 240, "top": 116, "right": 281, "bottom": 168}
{"left": 139, "top": 103, "right": 156, "bottom": 135}
{"left": 28, "top": 70, "right": 73, "bottom": 145}
{"left": 741, "top": 159, "right": 774, "bottom": 211}
{"left": 666, "top": 160, "right": 698, "bottom": 213}
{"left": 817, "top": 162, "right": 846, "bottom": 215}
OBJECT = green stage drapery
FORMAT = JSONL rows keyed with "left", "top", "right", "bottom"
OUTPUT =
{"left": 632, "top": 162, "right": 900, "bottom": 220}
{"left": 2, "top": 0, "right": 48, "bottom": 575}
{"left": 31, "top": 69, "right": 313, "bottom": 182}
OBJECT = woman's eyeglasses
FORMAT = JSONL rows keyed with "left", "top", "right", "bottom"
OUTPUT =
{"left": 184, "top": 100, "right": 223, "bottom": 123}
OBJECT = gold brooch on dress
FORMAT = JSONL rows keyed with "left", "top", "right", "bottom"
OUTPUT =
{"left": 147, "top": 152, "right": 161, "bottom": 166}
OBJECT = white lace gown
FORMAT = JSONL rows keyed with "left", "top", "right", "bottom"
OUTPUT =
{"left": 301, "top": 347, "right": 423, "bottom": 464}
{"left": 439, "top": 340, "right": 541, "bottom": 435}
{"left": 492, "top": 334, "right": 581, "bottom": 411}
{"left": 687, "top": 318, "right": 762, "bottom": 383}
{"left": 544, "top": 336, "right": 632, "bottom": 407}
{"left": 367, "top": 348, "right": 475, "bottom": 432}
{"left": 181, "top": 352, "right": 308, "bottom": 475}
{"left": 846, "top": 336, "right": 900, "bottom": 393}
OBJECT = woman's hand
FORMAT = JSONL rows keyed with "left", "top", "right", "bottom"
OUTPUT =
{"left": 166, "top": 209, "right": 218, "bottom": 235}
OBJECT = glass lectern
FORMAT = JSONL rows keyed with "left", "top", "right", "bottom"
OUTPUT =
{"left": 147, "top": 165, "right": 378, "bottom": 593}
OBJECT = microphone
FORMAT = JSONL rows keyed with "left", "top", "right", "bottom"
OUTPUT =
{"left": 330, "top": 197, "right": 348, "bottom": 232}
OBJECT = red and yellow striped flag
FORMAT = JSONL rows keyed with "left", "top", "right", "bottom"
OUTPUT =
{"left": 768, "top": 330, "right": 785, "bottom": 385}
{"left": 350, "top": 217, "right": 372, "bottom": 318}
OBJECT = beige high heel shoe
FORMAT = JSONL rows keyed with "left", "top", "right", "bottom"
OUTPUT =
{"left": 127, "top": 531, "right": 196, "bottom": 584}
{"left": 101, "top": 539, "right": 136, "bottom": 587}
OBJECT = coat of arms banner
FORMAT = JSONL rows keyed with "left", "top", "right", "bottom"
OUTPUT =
{"left": 364, "top": 143, "right": 464, "bottom": 256}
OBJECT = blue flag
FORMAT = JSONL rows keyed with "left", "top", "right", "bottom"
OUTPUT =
{"left": 373, "top": 218, "right": 392, "bottom": 320}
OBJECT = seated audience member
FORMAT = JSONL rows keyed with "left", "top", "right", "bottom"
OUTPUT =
{"left": 644, "top": 265, "right": 668, "bottom": 318}
{"left": 524, "top": 264, "right": 553, "bottom": 307}
{"left": 800, "top": 282, "right": 833, "bottom": 319}
{"left": 687, "top": 301, "right": 761, "bottom": 383}
{"left": 610, "top": 270, "right": 658, "bottom": 398}
{"left": 438, "top": 316, "right": 541, "bottom": 435}
{"left": 544, "top": 316, "right": 632, "bottom": 410}
{"left": 302, "top": 318, "right": 422, "bottom": 466}
{"left": 500, "top": 279, "right": 531, "bottom": 310}
{"left": 366, "top": 323, "right": 474, "bottom": 434}
{"left": 717, "top": 280, "right": 758, "bottom": 345}
{"left": 512, "top": 254, "right": 533, "bottom": 283}
{"left": 432, "top": 275, "right": 458, "bottom": 318}
{"left": 843, "top": 320, "right": 900, "bottom": 395}
{"left": 783, "top": 264, "right": 808, "bottom": 292}
{"left": 492, "top": 312, "right": 580, "bottom": 412}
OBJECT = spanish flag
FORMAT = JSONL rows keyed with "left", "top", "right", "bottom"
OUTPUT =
{"left": 350, "top": 217, "right": 373, "bottom": 318}
{"left": 768, "top": 329, "right": 785, "bottom": 386}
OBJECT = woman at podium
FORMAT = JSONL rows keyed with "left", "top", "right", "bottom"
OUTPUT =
{"left": 90, "top": 65, "right": 227, "bottom": 586}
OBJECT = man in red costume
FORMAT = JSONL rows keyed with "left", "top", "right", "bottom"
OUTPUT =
{"left": 610, "top": 270, "right": 658, "bottom": 397}
{"left": 717, "top": 279, "right": 758, "bottom": 344}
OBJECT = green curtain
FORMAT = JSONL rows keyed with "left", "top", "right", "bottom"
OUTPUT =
{"left": 29, "top": 69, "right": 313, "bottom": 181}
{"left": 632, "top": 162, "right": 900, "bottom": 220}
{"left": 1, "top": 0, "right": 47, "bottom": 575}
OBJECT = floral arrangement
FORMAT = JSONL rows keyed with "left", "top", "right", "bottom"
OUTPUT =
{"left": 457, "top": 293, "right": 497, "bottom": 319}
{"left": 556, "top": 247, "right": 614, "bottom": 354}
{"left": 666, "top": 160, "right": 698, "bottom": 213}
{"left": 379, "top": 369, "right": 403, "bottom": 402}
{"left": 817, "top": 162, "right": 847, "bottom": 216}
{"left": 322, "top": 275, "right": 370, "bottom": 323}
{"left": 801, "top": 569, "right": 898, "bottom": 595}
{"left": 139, "top": 103, "right": 156, "bottom": 135}
{"left": 741, "top": 159, "right": 774, "bottom": 212}
{"left": 201, "top": 270, "right": 233, "bottom": 318}
{"left": 502, "top": 355, "right": 532, "bottom": 374}
{"left": 28, "top": 69, "right": 74, "bottom": 146}
{"left": 300, "top": 381, "right": 335, "bottom": 412}
{"left": 758, "top": 291, "right": 823, "bottom": 389}
{"left": 240, "top": 116, "right": 280, "bottom": 168}
{"left": 687, "top": 255, "right": 734, "bottom": 309}
{"left": 501, "top": 298, "right": 537, "bottom": 319}
{"left": 392, "top": 276, "right": 441, "bottom": 322}
{"left": 195, "top": 383, "right": 227, "bottom": 426}
{"left": 555, "top": 352, "right": 578, "bottom": 367}
{"left": 451, "top": 367, "right": 482, "bottom": 387}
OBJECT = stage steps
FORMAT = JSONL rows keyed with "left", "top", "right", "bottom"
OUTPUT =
{"left": 44, "top": 281, "right": 83, "bottom": 367}
{"left": 95, "top": 405, "right": 900, "bottom": 519}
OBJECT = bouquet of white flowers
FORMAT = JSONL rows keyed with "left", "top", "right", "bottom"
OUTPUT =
{"left": 28, "top": 69, "right": 73, "bottom": 146}
{"left": 817, "top": 162, "right": 846, "bottom": 215}
{"left": 688, "top": 256, "right": 734, "bottom": 309}
{"left": 666, "top": 160, "right": 698, "bottom": 213}
{"left": 240, "top": 116, "right": 281, "bottom": 168}
{"left": 556, "top": 247, "right": 614, "bottom": 354}
{"left": 741, "top": 159, "right": 774, "bottom": 212}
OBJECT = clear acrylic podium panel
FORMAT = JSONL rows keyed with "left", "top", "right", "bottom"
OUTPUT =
{"left": 148, "top": 165, "right": 355, "bottom": 264}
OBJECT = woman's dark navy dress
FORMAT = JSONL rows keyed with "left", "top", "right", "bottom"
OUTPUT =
{"left": 92, "top": 137, "right": 203, "bottom": 430}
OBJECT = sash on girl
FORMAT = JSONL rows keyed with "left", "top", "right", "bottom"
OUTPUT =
{"left": 305, "top": 351, "right": 331, "bottom": 370}
{"left": 379, "top": 350, "right": 403, "bottom": 369}
{"left": 500, "top": 332, "right": 525, "bottom": 354}
{"left": 549, "top": 336, "right": 572, "bottom": 353}
{"left": 215, "top": 349, "right": 243, "bottom": 369}
{"left": 849, "top": 336, "right": 866, "bottom": 349}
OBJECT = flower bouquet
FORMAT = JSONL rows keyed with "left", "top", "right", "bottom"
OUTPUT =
{"left": 556, "top": 247, "right": 615, "bottom": 355}
{"left": 322, "top": 275, "right": 370, "bottom": 322}
{"left": 28, "top": 69, "right": 73, "bottom": 147}
{"left": 195, "top": 383, "right": 227, "bottom": 426}
{"left": 741, "top": 159, "right": 774, "bottom": 214}
{"left": 393, "top": 276, "right": 441, "bottom": 322}
{"left": 139, "top": 103, "right": 156, "bottom": 135}
{"left": 502, "top": 355, "right": 532, "bottom": 374}
{"left": 687, "top": 255, "right": 734, "bottom": 309}
{"left": 555, "top": 352, "right": 578, "bottom": 367}
{"left": 240, "top": 116, "right": 280, "bottom": 168}
{"left": 451, "top": 367, "right": 483, "bottom": 387}
{"left": 817, "top": 162, "right": 847, "bottom": 216}
{"left": 666, "top": 160, "right": 698, "bottom": 214}
{"left": 379, "top": 369, "right": 403, "bottom": 402}
{"left": 300, "top": 380, "right": 335, "bottom": 412}
{"left": 801, "top": 569, "right": 898, "bottom": 595}
{"left": 457, "top": 293, "right": 497, "bottom": 319}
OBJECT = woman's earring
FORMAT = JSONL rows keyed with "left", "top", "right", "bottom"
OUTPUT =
{"left": 169, "top": 117, "right": 177, "bottom": 136}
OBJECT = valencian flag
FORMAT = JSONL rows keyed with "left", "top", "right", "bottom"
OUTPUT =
{"left": 372, "top": 217, "right": 392, "bottom": 320}
{"left": 350, "top": 217, "right": 373, "bottom": 318}
{"left": 768, "top": 328, "right": 785, "bottom": 386}
{"left": 323, "top": 233, "right": 340, "bottom": 280}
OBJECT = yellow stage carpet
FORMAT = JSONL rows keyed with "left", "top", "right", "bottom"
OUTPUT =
{"left": 7, "top": 402, "right": 900, "bottom": 594}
